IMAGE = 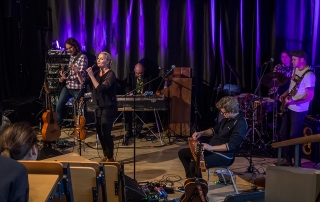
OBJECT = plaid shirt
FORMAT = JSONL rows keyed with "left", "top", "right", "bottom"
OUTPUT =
{"left": 66, "top": 53, "right": 88, "bottom": 89}
{"left": 268, "top": 63, "right": 293, "bottom": 95}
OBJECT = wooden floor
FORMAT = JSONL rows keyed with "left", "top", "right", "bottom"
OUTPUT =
{"left": 37, "top": 121, "right": 315, "bottom": 202}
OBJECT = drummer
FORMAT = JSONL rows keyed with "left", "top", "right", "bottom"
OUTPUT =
{"left": 268, "top": 50, "right": 293, "bottom": 98}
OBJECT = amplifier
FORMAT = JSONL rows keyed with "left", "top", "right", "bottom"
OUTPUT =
{"left": 303, "top": 115, "right": 320, "bottom": 163}
{"left": 47, "top": 78, "right": 60, "bottom": 91}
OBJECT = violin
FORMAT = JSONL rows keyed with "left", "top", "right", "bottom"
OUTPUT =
{"left": 74, "top": 97, "right": 86, "bottom": 140}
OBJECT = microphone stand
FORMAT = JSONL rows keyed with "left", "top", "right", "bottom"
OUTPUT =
{"left": 246, "top": 63, "right": 269, "bottom": 173}
{"left": 120, "top": 68, "right": 174, "bottom": 180}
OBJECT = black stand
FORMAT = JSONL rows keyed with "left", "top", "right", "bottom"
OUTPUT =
{"left": 121, "top": 67, "right": 175, "bottom": 180}
{"left": 246, "top": 63, "right": 269, "bottom": 173}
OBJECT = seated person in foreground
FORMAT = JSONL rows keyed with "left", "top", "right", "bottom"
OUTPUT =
{"left": 0, "top": 122, "right": 38, "bottom": 160}
{"left": 178, "top": 96, "right": 248, "bottom": 178}
{"left": 0, "top": 155, "right": 29, "bottom": 202}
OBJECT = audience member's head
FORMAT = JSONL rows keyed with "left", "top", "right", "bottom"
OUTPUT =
{"left": 0, "top": 122, "right": 38, "bottom": 160}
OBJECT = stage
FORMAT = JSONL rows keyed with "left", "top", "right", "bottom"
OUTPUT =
{"left": 35, "top": 121, "right": 317, "bottom": 202}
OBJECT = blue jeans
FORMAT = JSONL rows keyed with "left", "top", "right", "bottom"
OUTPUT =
{"left": 279, "top": 109, "right": 308, "bottom": 164}
{"left": 56, "top": 87, "right": 82, "bottom": 126}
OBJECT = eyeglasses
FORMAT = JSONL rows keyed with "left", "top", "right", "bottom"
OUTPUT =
{"left": 220, "top": 110, "right": 228, "bottom": 115}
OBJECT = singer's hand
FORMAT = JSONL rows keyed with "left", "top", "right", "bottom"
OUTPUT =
{"left": 86, "top": 67, "right": 94, "bottom": 77}
{"left": 58, "top": 77, "right": 65, "bottom": 82}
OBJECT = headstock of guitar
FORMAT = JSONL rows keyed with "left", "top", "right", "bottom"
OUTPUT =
{"left": 43, "top": 81, "right": 51, "bottom": 94}
{"left": 196, "top": 143, "right": 204, "bottom": 157}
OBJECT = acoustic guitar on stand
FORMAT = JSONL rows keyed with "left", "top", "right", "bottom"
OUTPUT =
{"left": 74, "top": 97, "right": 86, "bottom": 140}
{"left": 180, "top": 140, "right": 208, "bottom": 202}
{"left": 41, "top": 82, "right": 61, "bottom": 141}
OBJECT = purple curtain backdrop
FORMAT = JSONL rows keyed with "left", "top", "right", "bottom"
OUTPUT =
{"left": 1, "top": 0, "right": 320, "bottom": 115}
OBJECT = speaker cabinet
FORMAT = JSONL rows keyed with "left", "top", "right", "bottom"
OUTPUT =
{"left": 224, "top": 191, "right": 265, "bottom": 202}
{"left": 124, "top": 175, "right": 146, "bottom": 202}
{"left": 265, "top": 166, "right": 320, "bottom": 202}
{"left": 302, "top": 117, "right": 320, "bottom": 163}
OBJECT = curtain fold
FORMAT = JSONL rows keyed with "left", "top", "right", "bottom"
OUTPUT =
{"left": 1, "top": 0, "right": 319, "bottom": 116}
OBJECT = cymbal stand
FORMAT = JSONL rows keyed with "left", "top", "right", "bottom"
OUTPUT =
{"left": 271, "top": 77, "right": 278, "bottom": 143}
{"left": 246, "top": 63, "right": 269, "bottom": 173}
{"left": 246, "top": 108, "right": 266, "bottom": 151}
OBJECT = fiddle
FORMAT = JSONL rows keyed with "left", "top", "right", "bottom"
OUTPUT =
{"left": 74, "top": 97, "right": 86, "bottom": 140}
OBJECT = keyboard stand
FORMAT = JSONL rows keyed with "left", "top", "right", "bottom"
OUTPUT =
{"left": 117, "top": 108, "right": 166, "bottom": 145}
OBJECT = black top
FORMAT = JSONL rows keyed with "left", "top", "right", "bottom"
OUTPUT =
{"left": 0, "top": 156, "right": 29, "bottom": 202}
{"left": 94, "top": 69, "right": 118, "bottom": 114}
{"left": 208, "top": 113, "right": 248, "bottom": 159}
{"left": 125, "top": 73, "right": 154, "bottom": 94}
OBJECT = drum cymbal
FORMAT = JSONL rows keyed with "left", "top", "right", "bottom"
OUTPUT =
{"left": 261, "top": 72, "right": 289, "bottom": 88}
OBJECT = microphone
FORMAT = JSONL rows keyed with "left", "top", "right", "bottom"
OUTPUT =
{"left": 263, "top": 58, "right": 274, "bottom": 65}
{"left": 164, "top": 65, "right": 176, "bottom": 77}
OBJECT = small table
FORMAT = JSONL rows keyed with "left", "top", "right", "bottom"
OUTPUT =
{"left": 28, "top": 174, "right": 59, "bottom": 202}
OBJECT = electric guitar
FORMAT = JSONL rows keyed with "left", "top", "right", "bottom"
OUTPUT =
{"left": 180, "top": 142, "right": 209, "bottom": 202}
{"left": 279, "top": 69, "right": 313, "bottom": 117}
{"left": 41, "top": 82, "right": 61, "bottom": 141}
{"left": 74, "top": 97, "right": 86, "bottom": 140}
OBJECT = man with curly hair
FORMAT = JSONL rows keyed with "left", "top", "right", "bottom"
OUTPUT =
{"left": 178, "top": 96, "right": 248, "bottom": 178}
{"left": 56, "top": 37, "right": 88, "bottom": 126}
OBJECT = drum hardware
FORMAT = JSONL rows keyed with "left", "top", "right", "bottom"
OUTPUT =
{"left": 261, "top": 72, "right": 289, "bottom": 144}
{"left": 246, "top": 60, "right": 274, "bottom": 173}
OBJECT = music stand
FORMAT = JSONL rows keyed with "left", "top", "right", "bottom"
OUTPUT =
{"left": 120, "top": 68, "right": 174, "bottom": 180}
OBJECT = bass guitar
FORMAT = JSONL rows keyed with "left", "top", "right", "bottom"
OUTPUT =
{"left": 279, "top": 69, "right": 313, "bottom": 117}
{"left": 41, "top": 82, "right": 61, "bottom": 141}
{"left": 180, "top": 141, "right": 208, "bottom": 202}
{"left": 74, "top": 97, "right": 86, "bottom": 140}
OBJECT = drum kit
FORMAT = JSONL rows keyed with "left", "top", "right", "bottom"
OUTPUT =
{"left": 235, "top": 72, "right": 289, "bottom": 150}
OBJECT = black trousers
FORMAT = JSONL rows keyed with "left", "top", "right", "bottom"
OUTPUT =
{"left": 96, "top": 107, "right": 116, "bottom": 158}
{"left": 178, "top": 147, "right": 233, "bottom": 178}
{"left": 279, "top": 109, "right": 308, "bottom": 164}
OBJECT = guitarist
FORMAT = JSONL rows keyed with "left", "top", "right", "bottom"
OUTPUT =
{"left": 178, "top": 96, "right": 248, "bottom": 179}
{"left": 56, "top": 37, "right": 88, "bottom": 127}
{"left": 278, "top": 50, "right": 316, "bottom": 167}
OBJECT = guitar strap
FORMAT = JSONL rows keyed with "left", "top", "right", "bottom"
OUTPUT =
{"left": 289, "top": 69, "right": 313, "bottom": 97}
{"left": 71, "top": 52, "right": 82, "bottom": 65}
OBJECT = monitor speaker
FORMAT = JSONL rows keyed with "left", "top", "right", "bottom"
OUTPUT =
{"left": 124, "top": 175, "right": 146, "bottom": 202}
{"left": 224, "top": 191, "right": 265, "bottom": 202}
{"left": 265, "top": 166, "right": 320, "bottom": 202}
